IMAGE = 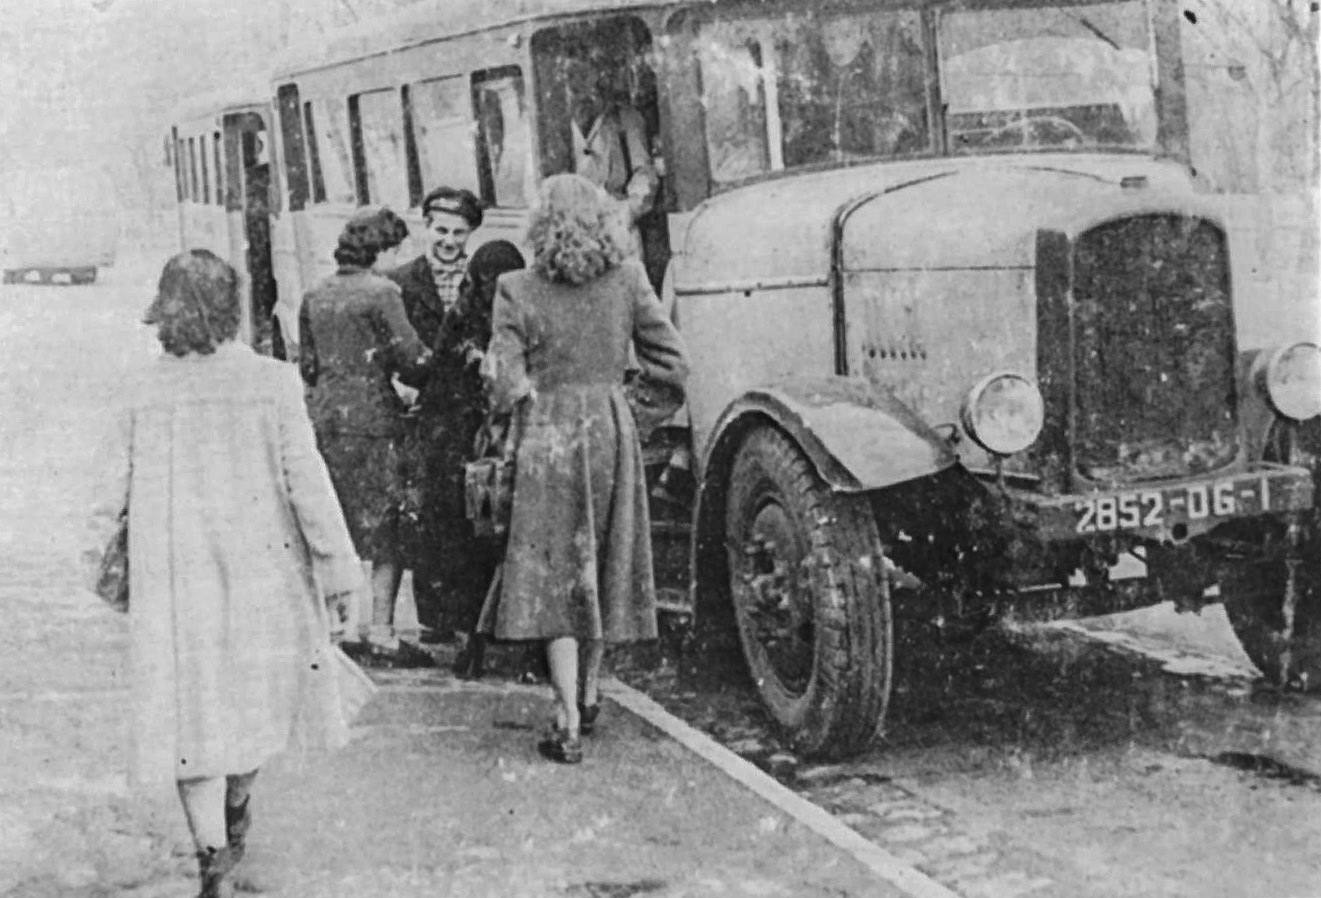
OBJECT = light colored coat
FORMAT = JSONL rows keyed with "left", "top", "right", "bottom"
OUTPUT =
{"left": 84, "top": 343, "right": 363, "bottom": 786}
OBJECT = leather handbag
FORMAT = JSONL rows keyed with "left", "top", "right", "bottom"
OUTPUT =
{"left": 95, "top": 515, "right": 130, "bottom": 613}
{"left": 464, "top": 409, "right": 521, "bottom": 542}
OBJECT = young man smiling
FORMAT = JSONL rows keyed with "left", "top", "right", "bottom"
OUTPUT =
{"left": 387, "top": 186, "right": 483, "bottom": 348}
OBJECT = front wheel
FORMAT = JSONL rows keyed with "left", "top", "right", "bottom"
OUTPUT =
{"left": 1222, "top": 523, "right": 1321, "bottom": 690}
{"left": 725, "top": 427, "right": 891, "bottom": 758}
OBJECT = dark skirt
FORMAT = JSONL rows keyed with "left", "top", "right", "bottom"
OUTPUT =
{"left": 316, "top": 431, "right": 406, "bottom": 565}
{"left": 405, "top": 400, "right": 501, "bottom": 632}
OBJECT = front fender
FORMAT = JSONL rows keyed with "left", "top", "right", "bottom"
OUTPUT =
{"left": 689, "top": 376, "right": 956, "bottom": 636}
{"left": 701, "top": 376, "right": 957, "bottom": 493}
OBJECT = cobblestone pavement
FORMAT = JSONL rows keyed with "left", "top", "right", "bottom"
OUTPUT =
{"left": 4, "top": 251, "right": 1321, "bottom": 898}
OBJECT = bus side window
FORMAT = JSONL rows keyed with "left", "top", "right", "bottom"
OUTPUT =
{"left": 349, "top": 88, "right": 410, "bottom": 211}
{"left": 472, "top": 68, "right": 529, "bottom": 208}
{"left": 310, "top": 99, "right": 356, "bottom": 205}
{"left": 405, "top": 76, "right": 481, "bottom": 204}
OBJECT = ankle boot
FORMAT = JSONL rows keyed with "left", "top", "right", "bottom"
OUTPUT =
{"left": 196, "top": 845, "right": 238, "bottom": 898}
{"left": 225, "top": 797, "right": 251, "bottom": 855}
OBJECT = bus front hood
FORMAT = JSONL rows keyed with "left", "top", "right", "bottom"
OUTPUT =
{"left": 673, "top": 154, "right": 1203, "bottom": 286}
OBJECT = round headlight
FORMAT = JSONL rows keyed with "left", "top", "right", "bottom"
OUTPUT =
{"left": 1263, "top": 342, "right": 1321, "bottom": 421}
{"left": 960, "top": 373, "right": 1045, "bottom": 456}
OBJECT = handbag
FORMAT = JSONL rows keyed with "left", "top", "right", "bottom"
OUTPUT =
{"left": 464, "top": 408, "right": 522, "bottom": 542}
{"left": 95, "top": 515, "right": 130, "bottom": 613}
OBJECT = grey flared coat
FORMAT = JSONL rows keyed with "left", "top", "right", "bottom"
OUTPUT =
{"left": 479, "top": 260, "right": 688, "bottom": 642}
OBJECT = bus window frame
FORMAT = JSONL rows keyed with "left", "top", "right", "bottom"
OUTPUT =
{"left": 276, "top": 84, "right": 311, "bottom": 214}
{"left": 305, "top": 97, "right": 357, "bottom": 206}
{"left": 187, "top": 137, "right": 199, "bottom": 202}
{"left": 347, "top": 87, "right": 411, "bottom": 210}
{"left": 471, "top": 65, "right": 530, "bottom": 209}
{"left": 171, "top": 129, "right": 185, "bottom": 202}
{"left": 405, "top": 73, "right": 483, "bottom": 206}
{"left": 213, "top": 130, "right": 224, "bottom": 206}
{"left": 200, "top": 133, "right": 211, "bottom": 205}
{"left": 303, "top": 101, "right": 328, "bottom": 204}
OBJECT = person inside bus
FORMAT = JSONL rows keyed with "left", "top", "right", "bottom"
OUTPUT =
{"left": 299, "top": 207, "right": 434, "bottom": 668}
{"left": 565, "top": 52, "right": 659, "bottom": 256}
{"left": 384, "top": 187, "right": 482, "bottom": 644}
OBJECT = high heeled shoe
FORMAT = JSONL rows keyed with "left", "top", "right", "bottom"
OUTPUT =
{"left": 225, "top": 797, "right": 251, "bottom": 853}
{"left": 452, "top": 634, "right": 486, "bottom": 680}
{"left": 577, "top": 701, "right": 600, "bottom": 737}
{"left": 196, "top": 845, "right": 240, "bottom": 898}
{"left": 536, "top": 726, "right": 583, "bottom": 764}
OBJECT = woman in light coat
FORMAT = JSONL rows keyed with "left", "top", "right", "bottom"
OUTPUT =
{"left": 480, "top": 173, "right": 688, "bottom": 763}
{"left": 84, "top": 250, "right": 364, "bottom": 897}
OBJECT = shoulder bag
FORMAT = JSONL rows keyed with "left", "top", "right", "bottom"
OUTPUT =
{"left": 95, "top": 513, "right": 130, "bottom": 613}
{"left": 464, "top": 407, "right": 522, "bottom": 542}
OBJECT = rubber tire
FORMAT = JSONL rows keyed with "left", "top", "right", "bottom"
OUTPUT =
{"left": 1223, "top": 550, "right": 1321, "bottom": 690}
{"left": 725, "top": 426, "right": 892, "bottom": 758}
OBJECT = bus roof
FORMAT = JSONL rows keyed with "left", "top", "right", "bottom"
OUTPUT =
{"left": 166, "top": 81, "right": 272, "bottom": 128}
{"left": 273, "top": 0, "right": 667, "bottom": 79}
{"left": 272, "top": 0, "right": 1156, "bottom": 80}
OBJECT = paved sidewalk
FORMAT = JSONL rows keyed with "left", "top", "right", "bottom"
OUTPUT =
{"left": 221, "top": 671, "right": 912, "bottom": 898}
{"left": 12, "top": 663, "right": 917, "bottom": 898}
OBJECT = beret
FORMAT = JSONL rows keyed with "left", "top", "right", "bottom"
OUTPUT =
{"left": 422, "top": 186, "right": 484, "bottom": 228}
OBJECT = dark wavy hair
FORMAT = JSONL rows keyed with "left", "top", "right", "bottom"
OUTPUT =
{"left": 334, "top": 206, "right": 410, "bottom": 268}
{"left": 143, "top": 249, "right": 241, "bottom": 357}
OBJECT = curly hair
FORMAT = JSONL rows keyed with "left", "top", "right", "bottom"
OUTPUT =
{"left": 334, "top": 206, "right": 410, "bottom": 268}
{"left": 144, "top": 249, "right": 241, "bottom": 357}
{"left": 525, "top": 174, "right": 630, "bottom": 285}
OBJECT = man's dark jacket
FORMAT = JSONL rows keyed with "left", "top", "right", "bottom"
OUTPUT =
{"left": 385, "top": 255, "right": 447, "bottom": 349}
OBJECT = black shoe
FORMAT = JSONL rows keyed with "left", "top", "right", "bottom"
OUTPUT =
{"left": 225, "top": 797, "right": 251, "bottom": 853}
{"left": 393, "top": 641, "right": 436, "bottom": 669}
{"left": 536, "top": 727, "right": 583, "bottom": 764}
{"left": 452, "top": 635, "right": 486, "bottom": 680}
{"left": 577, "top": 702, "right": 601, "bottom": 737}
{"left": 516, "top": 644, "right": 550, "bottom": 684}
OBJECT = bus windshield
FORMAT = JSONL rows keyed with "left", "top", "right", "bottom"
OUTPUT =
{"left": 694, "top": 8, "right": 930, "bottom": 185}
{"left": 938, "top": 1, "right": 1158, "bottom": 154}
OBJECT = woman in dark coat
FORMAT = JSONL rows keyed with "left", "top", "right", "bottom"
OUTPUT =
{"left": 480, "top": 174, "right": 689, "bottom": 763}
{"left": 299, "top": 207, "right": 432, "bottom": 665}
{"left": 416, "top": 239, "right": 526, "bottom": 677}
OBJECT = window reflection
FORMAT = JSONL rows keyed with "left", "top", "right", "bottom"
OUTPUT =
{"left": 696, "top": 9, "right": 929, "bottom": 185}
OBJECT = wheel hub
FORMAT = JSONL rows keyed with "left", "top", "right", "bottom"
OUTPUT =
{"left": 739, "top": 503, "right": 813, "bottom": 693}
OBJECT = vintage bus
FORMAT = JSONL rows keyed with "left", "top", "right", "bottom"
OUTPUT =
{"left": 166, "top": 84, "right": 290, "bottom": 352}
{"left": 177, "top": 0, "right": 1320, "bottom": 758}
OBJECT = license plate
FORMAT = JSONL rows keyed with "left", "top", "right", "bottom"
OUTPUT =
{"left": 1073, "top": 476, "right": 1271, "bottom": 535}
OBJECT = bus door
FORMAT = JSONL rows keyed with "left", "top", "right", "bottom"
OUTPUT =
{"left": 223, "top": 111, "right": 278, "bottom": 349}
{"left": 530, "top": 16, "right": 669, "bottom": 289}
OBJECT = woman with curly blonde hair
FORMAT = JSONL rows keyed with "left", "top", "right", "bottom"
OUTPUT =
{"left": 479, "top": 173, "right": 689, "bottom": 763}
